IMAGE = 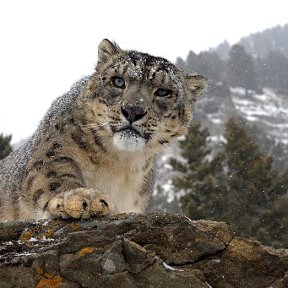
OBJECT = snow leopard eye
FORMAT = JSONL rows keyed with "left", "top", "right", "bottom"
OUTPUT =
{"left": 112, "top": 76, "right": 125, "bottom": 88}
{"left": 155, "top": 88, "right": 172, "bottom": 97}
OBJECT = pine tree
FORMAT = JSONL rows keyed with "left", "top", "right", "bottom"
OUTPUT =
{"left": 196, "top": 51, "right": 225, "bottom": 82}
{"left": 0, "top": 134, "right": 12, "bottom": 160}
{"left": 214, "top": 40, "right": 230, "bottom": 60}
{"left": 170, "top": 119, "right": 288, "bottom": 247}
{"left": 227, "top": 44, "right": 257, "bottom": 94}
{"left": 170, "top": 123, "right": 226, "bottom": 220}
{"left": 256, "top": 196, "right": 288, "bottom": 247}
{"left": 264, "top": 51, "right": 288, "bottom": 93}
{"left": 223, "top": 118, "right": 287, "bottom": 237}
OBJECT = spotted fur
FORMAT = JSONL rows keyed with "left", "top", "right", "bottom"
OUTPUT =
{"left": 0, "top": 39, "right": 207, "bottom": 220}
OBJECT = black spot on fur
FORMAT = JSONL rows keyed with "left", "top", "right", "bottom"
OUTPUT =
{"left": 71, "top": 133, "right": 89, "bottom": 150}
{"left": 98, "top": 98, "right": 107, "bottom": 104}
{"left": 33, "top": 189, "right": 44, "bottom": 204}
{"left": 54, "top": 156, "right": 76, "bottom": 165}
{"left": 26, "top": 176, "right": 36, "bottom": 191}
{"left": 46, "top": 150, "right": 56, "bottom": 158}
{"left": 32, "top": 160, "right": 44, "bottom": 171}
{"left": 158, "top": 140, "right": 169, "bottom": 145}
{"left": 59, "top": 173, "right": 77, "bottom": 179}
{"left": 53, "top": 157, "right": 79, "bottom": 172}
{"left": 52, "top": 143, "right": 62, "bottom": 149}
{"left": 110, "top": 125, "right": 117, "bottom": 132}
{"left": 43, "top": 201, "right": 49, "bottom": 211}
{"left": 49, "top": 182, "right": 61, "bottom": 191}
{"left": 69, "top": 118, "right": 75, "bottom": 125}
{"left": 93, "top": 133, "right": 107, "bottom": 152}
{"left": 55, "top": 123, "right": 65, "bottom": 133}
{"left": 47, "top": 171, "right": 57, "bottom": 178}
{"left": 46, "top": 143, "right": 62, "bottom": 158}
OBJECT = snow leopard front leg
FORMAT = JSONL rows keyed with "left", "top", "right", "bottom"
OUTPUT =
{"left": 19, "top": 141, "right": 114, "bottom": 219}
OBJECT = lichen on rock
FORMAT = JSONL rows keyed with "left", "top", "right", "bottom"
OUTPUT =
{"left": 0, "top": 213, "right": 287, "bottom": 288}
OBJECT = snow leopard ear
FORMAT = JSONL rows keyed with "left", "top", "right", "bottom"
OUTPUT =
{"left": 185, "top": 74, "right": 208, "bottom": 102}
{"left": 98, "top": 39, "right": 120, "bottom": 64}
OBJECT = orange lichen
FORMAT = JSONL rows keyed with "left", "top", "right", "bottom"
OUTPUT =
{"left": 44, "top": 228, "right": 55, "bottom": 239}
{"left": 78, "top": 246, "right": 95, "bottom": 257}
{"left": 36, "top": 266, "right": 62, "bottom": 288}
{"left": 37, "top": 275, "right": 62, "bottom": 288}
{"left": 70, "top": 222, "right": 79, "bottom": 231}
{"left": 36, "top": 266, "right": 44, "bottom": 276}
{"left": 20, "top": 229, "right": 33, "bottom": 243}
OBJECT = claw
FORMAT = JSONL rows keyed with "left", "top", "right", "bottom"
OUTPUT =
{"left": 100, "top": 199, "right": 109, "bottom": 207}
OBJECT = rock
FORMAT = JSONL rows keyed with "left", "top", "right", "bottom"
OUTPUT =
{"left": 0, "top": 212, "right": 287, "bottom": 288}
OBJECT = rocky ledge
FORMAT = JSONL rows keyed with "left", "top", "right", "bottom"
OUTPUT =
{"left": 0, "top": 213, "right": 287, "bottom": 288}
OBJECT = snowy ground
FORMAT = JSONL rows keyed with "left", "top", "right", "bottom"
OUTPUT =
{"left": 231, "top": 88, "right": 288, "bottom": 144}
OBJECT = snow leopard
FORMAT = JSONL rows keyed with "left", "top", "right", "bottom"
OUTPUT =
{"left": 0, "top": 39, "right": 207, "bottom": 220}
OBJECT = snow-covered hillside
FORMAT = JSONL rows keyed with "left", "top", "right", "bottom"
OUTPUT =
{"left": 195, "top": 87, "right": 288, "bottom": 145}
{"left": 231, "top": 88, "right": 288, "bottom": 144}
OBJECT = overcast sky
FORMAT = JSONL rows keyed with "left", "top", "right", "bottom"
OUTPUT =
{"left": 0, "top": 0, "right": 287, "bottom": 143}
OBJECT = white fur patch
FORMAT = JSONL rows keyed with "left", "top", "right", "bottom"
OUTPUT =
{"left": 113, "top": 131, "right": 146, "bottom": 152}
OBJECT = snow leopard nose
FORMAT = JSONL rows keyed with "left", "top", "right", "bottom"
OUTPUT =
{"left": 121, "top": 104, "right": 147, "bottom": 123}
